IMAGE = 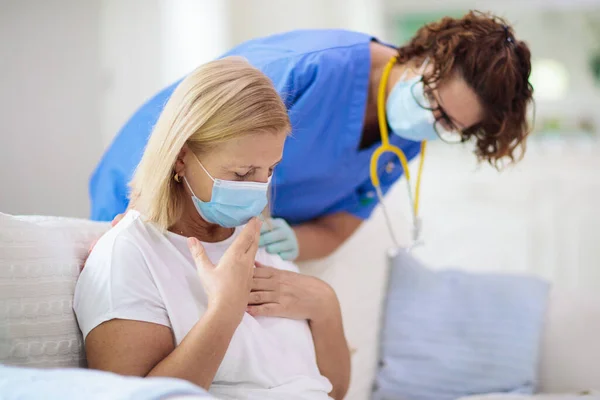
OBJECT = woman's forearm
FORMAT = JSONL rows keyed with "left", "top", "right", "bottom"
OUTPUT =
{"left": 309, "top": 291, "right": 351, "bottom": 400}
{"left": 147, "top": 306, "right": 240, "bottom": 389}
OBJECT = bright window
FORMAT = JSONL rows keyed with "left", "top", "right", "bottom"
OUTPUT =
{"left": 530, "top": 59, "right": 570, "bottom": 101}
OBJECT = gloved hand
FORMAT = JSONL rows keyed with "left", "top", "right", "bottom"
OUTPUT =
{"left": 259, "top": 218, "right": 299, "bottom": 261}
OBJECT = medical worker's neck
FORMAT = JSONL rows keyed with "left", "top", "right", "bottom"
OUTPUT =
{"left": 361, "top": 42, "right": 414, "bottom": 148}
{"left": 369, "top": 43, "right": 416, "bottom": 105}
{"left": 169, "top": 199, "right": 235, "bottom": 243}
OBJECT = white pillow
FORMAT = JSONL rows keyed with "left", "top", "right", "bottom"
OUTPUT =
{"left": 0, "top": 213, "right": 109, "bottom": 368}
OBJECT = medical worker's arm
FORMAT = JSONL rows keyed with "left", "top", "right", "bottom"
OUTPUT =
{"left": 293, "top": 212, "right": 363, "bottom": 261}
{"left": 85, "top": 219, "right": 262, "bottom": 389}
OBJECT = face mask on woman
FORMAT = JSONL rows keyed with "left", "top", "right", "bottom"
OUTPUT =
{"left": 184, "top": 155, "right": 269, "bottom": 228}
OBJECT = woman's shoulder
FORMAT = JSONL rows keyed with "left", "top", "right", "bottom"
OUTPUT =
{"left": 87, "top": 211, "right": 146, "bottom": 256}
{"left": 81, "top": 210, "right": 163, "bottom": 279}
{"left": 74, "top": 210, "right": 166, "bottom": 306}
{"left": 255, "top": 248, "right": 299, "bottom": 273}
{"left": 74, "top": 210, "right": 171, "bottom": 339}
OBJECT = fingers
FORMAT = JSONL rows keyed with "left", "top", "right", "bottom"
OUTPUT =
{"left": 278, "top": 250, "right": 298, "bottom": 261}
{"left": 111, "top": 213, "right": 125, "bottom": 227}
{"left": 259, "top": 218, "right": 283, "bottom": 233}
{"left": 187, "top": 237, "right": 213, "bottom": 272}
{"left": 246, "top": 303, "right": 282, "bottom": 317}
{"left": 258, "top": 219, "right": 299, "bottom": 260}
{"left": 258, "top": 228, "right": 287, "bottom": 247}
{"left": 230, "top": 218, "right": 262, "bottom": 257}
{"left": 251, "top": 263, "right": 278, "bottom": 290}
{"left": 251, "top": 276, "right": 277, "bottom": 291}
{"left": 246, "top": 219, "right": 262, "bottom": 257}
{"left": 259, "top": 219, "right": 272, "bottom": 234}
{"left": 266, "top": 240, "right": 295, "bottom": 255}
{"left": 248, "top": 290, "right": 279, "bottom": 305}
{"left": 253, "top": 264, "right": 276, "bottom": 278}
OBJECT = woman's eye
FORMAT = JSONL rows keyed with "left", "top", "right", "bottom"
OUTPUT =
{"left": 234, "top": 172, "right": 250, "bottom": 179}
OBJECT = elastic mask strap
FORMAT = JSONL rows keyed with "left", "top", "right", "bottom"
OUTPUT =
{"left": 417, "top": 57, "right": 430, "bottom": 75}
{"left": 397, "top": 67, "right": 410, "bottom": 83}
{"left": 183, "top": 176, "right": 198, "bottom": 197}
{"left": 397, "top": 56, "right": 430, "bottom": 85}
{"left": 183, "top": 177, "right": 199, "bottom": 199}
{"left": 194, "top": 155, "right": 215, "bottom": 182}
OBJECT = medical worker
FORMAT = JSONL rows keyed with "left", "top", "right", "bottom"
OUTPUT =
{"left": 90, "top": 11, "right": 534, "bottom": 261}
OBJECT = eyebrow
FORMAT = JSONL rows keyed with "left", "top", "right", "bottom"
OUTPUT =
{"left": 236, "top": 158, "right": 283, "bottom": 169}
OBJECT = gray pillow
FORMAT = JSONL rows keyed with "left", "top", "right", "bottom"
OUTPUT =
{"left": 373, "top": 250, "right": 549, "bottom": 400}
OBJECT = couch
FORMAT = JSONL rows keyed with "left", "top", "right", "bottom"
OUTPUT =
{"left": 1, "top": 212, "right": 599, "bottom": 399}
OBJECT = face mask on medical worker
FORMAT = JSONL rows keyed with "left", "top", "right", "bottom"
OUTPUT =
{"left": 374, "top": 57, "right": 466, "bottom": 251}
{"left": 386, "top": 59, "right": 463, "bottom": 144}
{"left": 184, "top": 155, "right": 269, "bottom": 228}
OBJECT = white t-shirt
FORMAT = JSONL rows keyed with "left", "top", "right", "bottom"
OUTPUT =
{"left": 73, "top": 210, "right": 332, "bottom": 400}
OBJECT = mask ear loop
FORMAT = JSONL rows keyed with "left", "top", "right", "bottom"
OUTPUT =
{"left": 417, "top": 57, "right": 430, "bottom": 75}
{"left": 193, "top": 155, "right": 216, "bottom": 182}
{"left": 183, "top": 155, "right": 216, "bottom": 201}
{"left": 183, "top": 176, "right": 199, "bottom": 198}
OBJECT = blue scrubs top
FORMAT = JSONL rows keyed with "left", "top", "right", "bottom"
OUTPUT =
{"left": 90, "top": 29, "right": 421, "bottom": 224}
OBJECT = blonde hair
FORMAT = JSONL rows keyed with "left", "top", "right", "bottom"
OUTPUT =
{"left": 130, "top": 57, "right": 290, "bottom": 229}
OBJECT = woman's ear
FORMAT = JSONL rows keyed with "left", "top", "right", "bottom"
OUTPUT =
{"left": 174, "top": 144, "right": 190, "bottom": 177}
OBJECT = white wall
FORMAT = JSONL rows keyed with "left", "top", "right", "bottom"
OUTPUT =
{"left": 410, "top": 140, "right": 600, "bottom": 287}
{"left": 0, "top": 0, "right": 104, "bottom": 218}
{"left": 99, "top": 0, "right": 233, "bottom": 148}
{"left": 160, "top": 0, "right": 231, "bottom": 84}
{"left": 228, "top": 0, "right": 389, "bottom": 45}
{"left": 99, "top": 0, "right": 164, "bottom": 148}
{"left": 0, "top": 0, "right": 234, "bottom": 218}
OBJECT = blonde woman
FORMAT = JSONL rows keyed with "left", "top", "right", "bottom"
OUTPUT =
{"left": 73, "top": 57, "right": 350, "bottom": 400}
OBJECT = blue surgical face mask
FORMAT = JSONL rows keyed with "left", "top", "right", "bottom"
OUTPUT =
{"left": 184, "top": 156, "right": 269, "bottom": 228}
{"left": 386, "top": 59, "right": 439, "bottom": 142}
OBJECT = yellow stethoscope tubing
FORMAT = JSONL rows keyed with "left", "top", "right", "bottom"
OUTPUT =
{"left": 370, "top": 56, "right": 427, "bottom": 247}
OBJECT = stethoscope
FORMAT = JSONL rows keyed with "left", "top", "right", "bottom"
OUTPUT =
{"left": 370, "top": 56, "right": 427, "bottom": 251}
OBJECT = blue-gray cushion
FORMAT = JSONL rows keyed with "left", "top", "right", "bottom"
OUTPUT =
{"left": 373, "top": 250, "right": 549, "bottom": 400}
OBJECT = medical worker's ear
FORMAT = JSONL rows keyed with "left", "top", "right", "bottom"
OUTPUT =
{"left": 173, "top": 144, "right": 190, "bottom": 177}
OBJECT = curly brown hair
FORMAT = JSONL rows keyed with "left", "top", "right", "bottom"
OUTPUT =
{"left": 398, "top": 11, "right": 534, "bottom": 167}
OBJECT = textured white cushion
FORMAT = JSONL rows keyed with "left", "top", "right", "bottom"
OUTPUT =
{"left": 0, "top": 213, "right": 109, "bottom": 368}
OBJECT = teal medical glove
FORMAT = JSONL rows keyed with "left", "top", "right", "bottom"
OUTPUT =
{"left": 259, "top": 218, "right": 299, "bottom": 261}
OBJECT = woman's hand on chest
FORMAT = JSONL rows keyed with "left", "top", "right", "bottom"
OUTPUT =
{"left": 246, "top": 262, "right": 339, "bottom": 323}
